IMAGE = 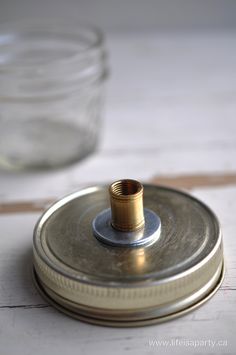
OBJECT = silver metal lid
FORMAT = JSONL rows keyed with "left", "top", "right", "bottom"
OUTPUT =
{"left": 33, "top": 183, "right": 224, "bottom": 327}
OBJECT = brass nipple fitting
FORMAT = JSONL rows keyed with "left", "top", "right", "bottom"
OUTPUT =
{"left": 109, "top": 179, "right": 145, "bottom": 232}
{"left": 93, "top": 179, "right": 161, "bottom": 246}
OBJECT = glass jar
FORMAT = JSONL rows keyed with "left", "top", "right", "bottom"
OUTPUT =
{"left": 0, "top": 20, "right": 107, "bottom": 170}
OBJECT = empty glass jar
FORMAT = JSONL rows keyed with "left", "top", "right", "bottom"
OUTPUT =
{"left": 0, "top": 19, "right": 107, "bottom": 170}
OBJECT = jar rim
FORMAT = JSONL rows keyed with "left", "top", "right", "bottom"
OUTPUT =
{"left": 0, "top": 18, "right": 105, "bottom": 68}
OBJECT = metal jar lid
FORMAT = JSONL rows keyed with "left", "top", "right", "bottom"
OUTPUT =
{"left": 33, "top": 179, "right": 224, "bottom": 327}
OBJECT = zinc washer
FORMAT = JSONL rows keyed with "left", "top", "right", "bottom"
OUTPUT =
{"left": 33, "top": 184, "right": 224, "bottom": 326}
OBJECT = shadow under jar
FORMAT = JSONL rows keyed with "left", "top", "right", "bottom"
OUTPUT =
{"left": 0, "top": 20, "right": 107, "bottom": 170}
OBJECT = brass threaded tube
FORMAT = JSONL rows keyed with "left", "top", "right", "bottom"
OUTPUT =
{"left": 109, "top": 179, "right": 145, "bottom": 232}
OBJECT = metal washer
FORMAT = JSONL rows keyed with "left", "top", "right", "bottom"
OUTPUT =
{"left": 92, "top": 208, "right": 161, "bottom": 247}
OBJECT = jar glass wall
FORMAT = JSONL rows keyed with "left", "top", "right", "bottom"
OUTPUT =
{"left": 0, "top": 20, "right": 107, "bottom": 170}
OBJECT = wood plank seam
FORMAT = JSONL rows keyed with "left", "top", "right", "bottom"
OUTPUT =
{"left": 0, "top": 173, "right": 236, "bottom": 214}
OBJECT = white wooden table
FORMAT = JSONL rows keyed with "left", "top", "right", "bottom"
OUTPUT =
{"left": 0, "top": 32, "right": 236, "bottom": 354}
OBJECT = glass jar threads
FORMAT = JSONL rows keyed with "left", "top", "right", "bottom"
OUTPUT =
{"left": 0, "top": 20, "right": 107, "bottom": 169}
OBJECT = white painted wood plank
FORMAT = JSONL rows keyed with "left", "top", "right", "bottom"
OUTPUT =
{"left": 0, "top": 294, "right": 235, "bottom": 355}
{"left": 0, "top": 33, "right": 235, "bottom": 201}
{"left": 0, "top": 214, "right": 42, "bottom": 307}
{"left": 1, "top": 144, "right": 236, "bottom": 202}
{"left": 106, "top": 33, "right": 236, "bottom": 100}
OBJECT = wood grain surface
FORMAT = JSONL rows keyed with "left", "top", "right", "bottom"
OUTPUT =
{"left": 1, "top": 173, "right": 236, "bottom": 214}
